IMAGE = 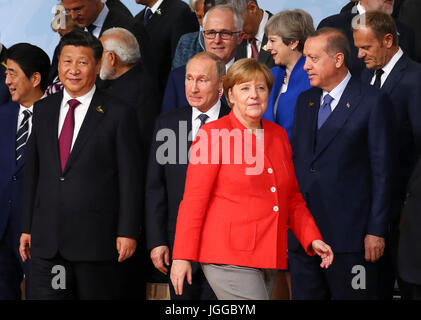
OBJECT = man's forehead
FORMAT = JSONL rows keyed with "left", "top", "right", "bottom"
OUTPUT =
{"left": 62, "top": 0, "right": 88, "bottom": 8}
{"left": 204, "top": 10, "right": 235, "bottom": 30}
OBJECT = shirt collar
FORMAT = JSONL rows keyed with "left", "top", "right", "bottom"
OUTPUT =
{"left": 357, "top": 2, "right": 366, "bottom": 14}
{"left": 19, "top": 104, "right": 34, "bottom": 115}
{"left": 149, "top": 0, "right": 164, "bottom": 13}
{"left": 255, "top": 10, "right": 268, "bottom": 44}
{"left": 91, "top": 3, "right": 109, "bottom": 30}
{"left": 322, "top": 71, "right": 352, "bottom": 103}
{"left": 192, "top": 99, "right": 221, "bottom": 121}
{"left": 62, "top": 85, "right": 96, "bottom": 107}
{"left": 381, "top": 47, "right": 403, "bottom": 77}
{"left": 226, "top": 58, "right": 235, "bottom": 71}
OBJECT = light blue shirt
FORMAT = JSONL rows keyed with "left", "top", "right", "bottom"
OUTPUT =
{"left": 321, "top": 72, "right": 352, "bottom": 112}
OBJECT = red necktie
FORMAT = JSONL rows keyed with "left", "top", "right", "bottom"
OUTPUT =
{"left": 59, "top": 99, "right": 80, "bottom": 171}
{"left": 250, "top": 38, "right": 259, "bottom": 59}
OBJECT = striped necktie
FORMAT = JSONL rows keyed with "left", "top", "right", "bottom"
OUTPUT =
{"left": 16, "top": 109, "right": 32, "bottom": 163}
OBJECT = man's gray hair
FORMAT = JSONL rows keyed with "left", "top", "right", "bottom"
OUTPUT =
{"left": 101, "top": 27, "right": 141, "bottom": 65}
{"left": 203, "top": 4, "right": 243, "bottom": 32}
{"left": 230, "top": 0, "right": 258, "bottom": 15}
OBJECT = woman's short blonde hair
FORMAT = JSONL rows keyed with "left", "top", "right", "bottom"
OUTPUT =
{"left": 223, "top": 58, "right": 274, "bottom": 107}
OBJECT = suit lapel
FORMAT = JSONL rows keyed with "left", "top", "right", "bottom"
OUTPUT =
{"left": 305, "top": 89, "right": 322, "bottom": 155}
{"left": 45, "top": 93, "right": 64, "bottom": 176}
{"left": 381, "top": 54, "right": 407, "bottom": 95}
{"left": 313, "top": 78, "right": 362, "bottom": 161}
{"left": 63, "top": 91, "right": 105, "bottom": 174}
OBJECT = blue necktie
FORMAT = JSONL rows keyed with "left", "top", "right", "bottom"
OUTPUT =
{"left": 198, "top": 113, "right": 209, "bottom": 129}
{"left": 16, "top": 109, "right": 32, "bottom": 163}
{"left": 87, "top": 24, "right": 96, "bottom": 35}
{"left": 318, "top": 94, "right": 333, "bottom": 129}
{"left": 143, "top": 8, "right": 153, "bottom": 26}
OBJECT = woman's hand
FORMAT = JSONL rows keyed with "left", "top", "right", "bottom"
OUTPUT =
{"left": 311, "top": 240, "right": 334, "bottom": 268}
{"left": 170, "top": 259, "right": 192, "bottom": 295}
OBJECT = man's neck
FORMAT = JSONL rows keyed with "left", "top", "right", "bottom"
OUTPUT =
{"left": 116, "top": 64, "right": 135, "bottom": 78}
{"left": 20, "top": 90, "right": 43, "bottom": 108}
{"left": 323, "top": 69, "right": 348, "bottom": 93}
{"left": 147, "top": 0, "right": 159, "bottom": 8}
{"left": 382, "top": 46, "right": 400, "bottom": 68}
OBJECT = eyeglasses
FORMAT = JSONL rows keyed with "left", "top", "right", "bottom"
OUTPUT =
{"left": 202, "top": 30, "right": 241, "bottom": 40}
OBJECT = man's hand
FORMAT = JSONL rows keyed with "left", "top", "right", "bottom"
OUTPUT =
{"left": 311, "top": 239, "right": 334, "bottom": 268}
{"left": 150, "top": 245, "right": 170, "bottom": 275}
{"left": 116, "top": 237, "right": 137, "bottom": 262}
{"left": 170, "top": 259, "right": 192, "bottom": 296}
{"left": 364, "top": 234, "right": 385, "bottom": 263}
{"left": 19, "top": 233, "right": 31, "bottom": 262}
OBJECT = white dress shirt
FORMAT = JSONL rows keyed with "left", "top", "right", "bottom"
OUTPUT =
{"left": 321, "top": 71, "right": 352, "bottom": 112}
{"left": 85, "top": 3, "right": 109, "bottom": 38}
{"left": 149, "top": 0, "right": 164, "bottom": 13}
{"left": 191, "top": 99, "right": 221, "bottom": 140}
{"left": 370, "top": 48, "right": 403, "bottom": 88}
{"left": 246, "top": 10, "right": 269, "bottom": 58}
{"left": 58, "top": 86, "right": 96, "bottom": 150}
{"left": 17, "top": 105, "right": 34, "bottom": 137}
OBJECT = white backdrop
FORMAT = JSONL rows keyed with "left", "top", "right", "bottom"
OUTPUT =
{"left": 0, "top": 0, "right": 349, "bottom": 59}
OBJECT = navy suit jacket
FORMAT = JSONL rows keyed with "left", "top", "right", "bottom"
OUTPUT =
{"left": 0, "top": 102, "right": 25, "bottom": 249}
{"left": 145, "top": 102, "right": 231, "bottom": 253}
{"left": 0, "top": 63, "right": 10, "bottom": 105}
{"left": 290, "top": 77, "right": 393, "bottom": 253}
{"left": 318, "top": 11, "right": 415, "bottom": 77}
{"left": 361, "top": 54, "right": 421, "bottom": 217}
{"left": 161, "top": 65, "right": 228, "bottom": 114}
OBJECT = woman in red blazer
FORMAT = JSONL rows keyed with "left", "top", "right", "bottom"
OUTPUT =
{"left": 170, "top": 58, "right": 333, "bottom": 300}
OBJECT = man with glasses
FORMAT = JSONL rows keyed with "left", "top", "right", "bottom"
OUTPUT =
{"left": 161, "top": 4, "right": 243, "bottom": 113}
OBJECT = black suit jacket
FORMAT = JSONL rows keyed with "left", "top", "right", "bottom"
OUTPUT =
{"left": 398, "top": 155, "right": 421, "bottom": 285}
{"left": 0, "top": 63, "right": 9, "bottom": 105}
{"left": 106, "top": 0, "right": 133, "bottom": 18}
{"left": 134, "top": 0, "right": 199, "bottom": 96}
{"left": 96, "top": 64, "right": 160, "bottom": 155}
{"left": 22, "top": 89, "right": 143, "bottom": 261}
{"left": 145, "top": 102, "right": 231, "bottom": 252}
{"left": 318, "top": 11, "right": 415, "bottom": 77}
{"left": 235, "top": 11, "right": 275, "bottom": 69}
{"left": 361, "top": 54, "right": 421, "bottom": 217}
{"left": 398, "top": 0, "right": 421, "bottom": 63}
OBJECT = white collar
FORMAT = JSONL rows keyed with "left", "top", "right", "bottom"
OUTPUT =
{"left": 62, "top": 85, "right": 96, "bottom": 106}
{"left": 382, "top": 47, "right": 404, "bottom": 76}
{"left": 149, "top": 0, "right": 164, "bottom": 13}
{"left": 19, "top": 104, "right": 34, "bottom": 114}
{"left": 91, "top": 3, "right": 109, "bottom": 30}
{"left": 357, "top": 2, "right": 366, "bottom": 14}
{"left": 192, "top": 99, "right": 221, "bottom": 121}
{"left": 225, "top": 58, "right": 235, "bottom": 71}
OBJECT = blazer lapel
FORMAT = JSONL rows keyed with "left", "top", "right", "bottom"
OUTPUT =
{"left": 313, "top": 78, "right": 362, "bottom": 161}
{"left": 45, "top": 93, "right": 64, "bottom": 176}
{"left": 381, "top": 54, "right": 407, "bottom": 95}
{"left": 62, "top": 91, "right": 105, "bottom": 174}
{"left": 306, "top": 89, "right": 322, "bottom": 155}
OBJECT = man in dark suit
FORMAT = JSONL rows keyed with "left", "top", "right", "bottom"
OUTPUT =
{"left": 19, "top": 29, "right": 143, "bottom": 300}
{"left": 161, "top": 4, "right": 243, "bottom": 113}
{"left": 145, "top": 52, "right": 230, "bottom": 300}
{"left": 398, "top": 156, "right": 421, "bottom": 299}
{"left": 354, "top": 11, "right": 421, "bottom": 299}
{"left": 0, "top": 43, "right": 50, "bottom": 300}
{"left": 48, "top": 0, "right": 135, "bottom": 86}
{"left": 232, "top": 0, "right": 275, "bottom": 68}
{"left": 97, "top": 27, "right": 160, "bottom": 299}
{"left": 398, "top": 0, "right": 421, "bottom": 63}
{"left": 98, "top": 27, "right": 160, "bottom": 154}
{"left": 318, "top": 0, "right": 414, "bottom": 77}
{"left": 134, "top": 0, "right": 199, "bottom": 97}
{"left": 0, "top": 43, "right": 10, "bottom": 105}
{"left": 289, "top": 28, "right": 393, "bottom": 299}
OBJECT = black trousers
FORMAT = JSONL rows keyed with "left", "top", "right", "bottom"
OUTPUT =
{"left": 29, "top": 254, "right": 119, "bottom": 300}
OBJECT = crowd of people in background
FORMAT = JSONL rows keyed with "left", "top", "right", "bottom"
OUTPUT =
{"left": 0, "top": 0, "right": 421, "bottom": 301}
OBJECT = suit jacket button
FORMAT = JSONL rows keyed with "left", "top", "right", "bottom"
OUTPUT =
{"left": 310, "top": 167, "right": 316, "bottom": 173}
{"left": 12, "top": 176, "right": 17, "bottom": 181}
{"left": 59, "top": 177, "right": 65, "bottom": 181}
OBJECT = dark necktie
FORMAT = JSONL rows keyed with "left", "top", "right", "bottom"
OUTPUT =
{"left": 16, "top": 109, "right": 32, "bottom": 163}
{"left": 249, "top": 38, "right": 259, "bottom": 59}
{"left": 318, "top": 94, "right": 333, "bottom": 129}
{"left": 198, "top": 113, "right": 209, "bottom": 129}
{"left": 86, "top": 24, "right": 96, "bottom": 35}
{"left": 143, "top": 8, "right": 153, "bottom": 26}
{"left": 59, "top": 99, "right": 81, "bottom": 171}
{"left": 373, "top": 69, "right": 384, "bottom": 89}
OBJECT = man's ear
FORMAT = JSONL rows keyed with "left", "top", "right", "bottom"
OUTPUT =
{"left": 30, "top": 72, "right": 41, "bottom": 89}
{"left": 383, "top": 33, "right": 394, "bottom": 49}
{"left": 334, "top": 52, "right": 345, "bottom": 69}
{"left": 247, "top": 0, "right": 258, "bottom": 14}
